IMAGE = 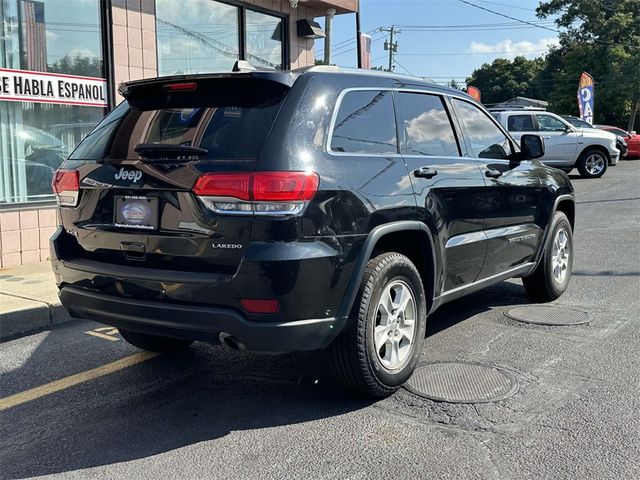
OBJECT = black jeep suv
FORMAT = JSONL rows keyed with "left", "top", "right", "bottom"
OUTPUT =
{"left": 51, "top": 66, "right": 575, "bottom": 397}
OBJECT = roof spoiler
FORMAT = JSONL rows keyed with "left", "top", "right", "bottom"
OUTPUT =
{"left": 118, "top": 64, "right": 296, "bottom": 99}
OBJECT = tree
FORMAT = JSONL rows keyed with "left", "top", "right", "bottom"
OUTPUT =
{"left": 465, "top": 56, "right": 545, "bottom": 105}
{"left": 447, "top": 79, "right": 463, "bottom": 90}
{"left": 49, "top": 55, "right": 104, "bottom": 78}
{"left": 537, "top": 0, "right": 640, "bottom": 130}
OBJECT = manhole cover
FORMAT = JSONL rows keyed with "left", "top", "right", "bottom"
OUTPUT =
{"left": 505, "top": 305, "right": 590, "bottom": 326}
{"left": 405, "top": 362, "right": 519, "bottom": 403}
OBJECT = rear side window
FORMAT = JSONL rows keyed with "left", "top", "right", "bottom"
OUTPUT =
{"left": 452, "top": 99, "right": 513, "bottom": 159}
{"left": 396, "top": 92, "right": 459, "bottom": 157}
{"left": 330, "top": 90, "right": 397, "bottom": 155}
{"left": 507, "top": 115, "right": 534, "bottom": 132}
{"left": 70, "top": 79, "right": 289, "bottom": 161}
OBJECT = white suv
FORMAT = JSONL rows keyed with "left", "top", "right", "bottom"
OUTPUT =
{"left": 490, "top": 109, "right": 619, "bottom": 178}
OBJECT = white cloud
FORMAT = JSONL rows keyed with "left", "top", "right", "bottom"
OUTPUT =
{"left": 45, "top": 30, "right": 58, "bottom": 42}
{"left": 68, "top": 47, "right": 98, "bottom": 59}
{"left": 468, "top": 37, "right": 559, "bottom": 58}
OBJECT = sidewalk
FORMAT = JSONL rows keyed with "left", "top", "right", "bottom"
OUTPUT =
{"left": 0, "top": 262, "right": 73, "bottom": 340}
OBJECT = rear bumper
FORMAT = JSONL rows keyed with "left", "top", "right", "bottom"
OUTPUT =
{"left": 59, "top": 286, "right": 345, "bottom": 353}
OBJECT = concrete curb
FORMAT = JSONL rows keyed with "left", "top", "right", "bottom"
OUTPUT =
{"left": 0, "top": 293, "right": 75, "bottom": 341}
{"left": 0, "top": 262, "right": 75, "bottom": 341}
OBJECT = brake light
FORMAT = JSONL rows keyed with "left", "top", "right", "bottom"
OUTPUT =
{"left": 52, "top": 169, "right": 79, "bottom": 207}
{"left": 193, "top": 171, "right": 319, "bottom": 216}
{"left": 164, "top": 82, "right": 198, "bottom": 92}
{"left": 193, "top": 173, "right": 251, "bottom": 200}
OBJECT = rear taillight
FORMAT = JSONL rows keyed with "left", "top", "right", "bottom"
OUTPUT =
{"left": 193, "top": 171, "right": 319, "bottom": 216}
{"left": 51, "top": 169, "right": 79, "bottom": 207}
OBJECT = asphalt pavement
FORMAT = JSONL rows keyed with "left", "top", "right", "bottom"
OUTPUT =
{"left": 1, "top": 161, "right": 639, "bottom": 479}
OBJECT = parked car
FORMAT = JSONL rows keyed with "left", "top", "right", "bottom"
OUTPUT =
{"left": 596, "top": 125, "right": 640, "bottom": 159}
{"left": 490, "top": 108, "right": 619, "bottom": 178}
{"left": 562, "top": 115, "right": 628, "bottom": 159}
{"left": 51, "top": 66, "right": 575, "bottom": 397}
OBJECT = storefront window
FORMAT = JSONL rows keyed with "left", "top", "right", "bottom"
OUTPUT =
{"left": 0, "top": 0, "right": 105, "bottom": 205}
{"left": 245, "top": 10, "right": 283, "bottom": 70}
{"left": 156, "top": 0, "right": 239, "bottom": 75}
{"left": 156, "top": 0, "right": 285, "bottom": 76}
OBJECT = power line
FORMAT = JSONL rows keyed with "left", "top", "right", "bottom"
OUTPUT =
{"left": 397, "top": 48, "right": 551, "bottom": 56}
{"left": 457, "top": 0, "right": 640, "bottom": 49}
{"left": 473, "top": 0, "right": 539, "bottom": 12}
{"left": 394, "top": 59, "right": 413, "bottom": 76}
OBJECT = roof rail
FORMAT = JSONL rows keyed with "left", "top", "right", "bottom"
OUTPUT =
{"left": 487, "top": 106, "right": 547, "bottom": 112}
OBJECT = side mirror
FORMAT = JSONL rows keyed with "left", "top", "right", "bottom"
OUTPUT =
{"left": 520, "top": 134, "right": 544, "bottom": 160}
{"left": 631, "top": 131, "right": 637, "bottom": 136}
{"left": 564, "top": 125, "right": 574, "bottom": 133}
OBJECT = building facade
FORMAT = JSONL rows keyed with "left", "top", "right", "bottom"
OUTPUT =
{"left": 0, "top": 0, "right": 356, "bottom": 267}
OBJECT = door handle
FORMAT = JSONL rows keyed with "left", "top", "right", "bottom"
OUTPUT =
{"left": 541, "top": 136, "right": 551, "bottom": 139}
{"left": 485, "top": 169, "right": 503, "bottom": 179}
{"left": 413, "top": 167, "right": 438, "bottom": 179}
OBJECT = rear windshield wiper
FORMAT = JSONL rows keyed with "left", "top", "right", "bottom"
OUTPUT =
{"left": 134, "top": 143, "right": 208, "bottom": 159}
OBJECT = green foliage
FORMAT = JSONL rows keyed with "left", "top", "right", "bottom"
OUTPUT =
{"left": 537, "top": 0, "right": 640, "bottom": 129}
{"left": 465, "top": 56, "right": 545, "bottom": 104}
{"left": 467, "top": 0, "right": 640, "bottom": 129}
{"left": 447, "top": 79, "right": 464, "bottom": 90}
{"left": 49, "top": 55, "right": 104, "bottom": 78}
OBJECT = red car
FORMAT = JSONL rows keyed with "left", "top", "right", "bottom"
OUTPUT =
{"left": 596, "top": 125, "right": 640, "bottom": 158}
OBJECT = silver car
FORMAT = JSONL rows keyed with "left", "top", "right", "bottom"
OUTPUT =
{"left": 490, "top": 109, "right": 619, "bottom": 178}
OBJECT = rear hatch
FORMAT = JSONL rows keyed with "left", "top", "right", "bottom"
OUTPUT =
{"left": 56, "top": 74, "right": 292, "bottom": 275}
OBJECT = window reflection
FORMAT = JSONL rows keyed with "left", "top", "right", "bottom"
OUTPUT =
{"left": 453, "top": 100, "right": 512, "bottom": 160}
{"left": 331, "top": 91, "right": 397, "bottom": 155}
{"left": 156, "top": 0, "right": 240, "bottom": 75}
{"left": 0, "top": 0, "right": 104, "bottom": 204}
{"left": 245, "top": 10, "right": 283, "bottom": 70}
{"left": 397, "top": 93, "right": 459, "bottom": 157}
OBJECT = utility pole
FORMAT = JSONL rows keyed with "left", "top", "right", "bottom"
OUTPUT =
{"left": 323, "top": 9, "right": 336, "bottom": 65}
{"left": 381, "top": 26, "right": 399, "bottom": 72}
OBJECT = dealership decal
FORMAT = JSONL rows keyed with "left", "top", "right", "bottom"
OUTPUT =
{"left": 0, "top": 68, "right": 107, "bottom": 107}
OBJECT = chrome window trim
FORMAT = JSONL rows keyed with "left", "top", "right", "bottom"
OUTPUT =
{"left": 325, "top": 86, "right": 503, "bottom": 160}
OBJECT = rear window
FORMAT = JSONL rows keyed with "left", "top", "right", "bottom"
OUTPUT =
{"left": 70, "top": 78, "right": 289, "bottom": 161}
{"left": 507, "top": 115, "right": 534, "bottom": 132}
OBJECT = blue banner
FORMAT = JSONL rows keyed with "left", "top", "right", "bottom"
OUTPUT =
{"left": 578, "top": 72, "right": 595, "bottom": 124}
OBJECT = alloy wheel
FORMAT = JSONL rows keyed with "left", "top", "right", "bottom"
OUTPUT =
{"left": 551, "top": 227, "right": 570, "bottom": 284}
{"left": 373, "top": 280, "right": 417, "bottom": 370}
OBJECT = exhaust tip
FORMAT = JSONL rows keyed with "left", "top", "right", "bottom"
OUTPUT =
{"left": 219, "top": 332, "right": 245, "bottom": 351}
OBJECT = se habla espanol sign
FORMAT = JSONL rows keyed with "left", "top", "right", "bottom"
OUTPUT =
{"left": 0, "top": 68, "right": 108, "bottom": 107}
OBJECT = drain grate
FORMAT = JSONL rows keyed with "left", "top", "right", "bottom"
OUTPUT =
{"left": 405, "top": 362, "right": 519, "bottom": 403}
{"left": 505, "top": 305, "right": 590, "bottom": 326}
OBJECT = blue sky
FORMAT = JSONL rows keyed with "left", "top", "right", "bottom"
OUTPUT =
{"left": 315, "top": 0, "right": 560, "bottom": 85}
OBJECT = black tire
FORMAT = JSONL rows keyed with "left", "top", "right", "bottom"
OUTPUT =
{"left": 330, "top": 252, "right": 427, "bottom": 397}
{"left": 577, "top": 148, "right": 608, "bottom": 178}
{"left": 119, "top": 329, "right": 194, "bottom": 353}
{"left": 522, "top": 211, "right": 573, "bottom": 302}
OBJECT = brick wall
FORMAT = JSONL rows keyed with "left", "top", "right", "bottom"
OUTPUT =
{"left": 0, "top": 208, "right": 58, "bottom": 269}
{"left": 112, "top": 0, "right": 158, "bottom": 97}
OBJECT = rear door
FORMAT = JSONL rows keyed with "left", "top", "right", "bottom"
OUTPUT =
{"left": 395, "top": 91, "right": 486, "bottom": 292}
{"left": 59, "top": 76, "right": 290, "bottom": 274}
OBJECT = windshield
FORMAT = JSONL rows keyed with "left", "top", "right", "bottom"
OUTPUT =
{"left": 565, "top": 117, "right": 594, "bottom": 129}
